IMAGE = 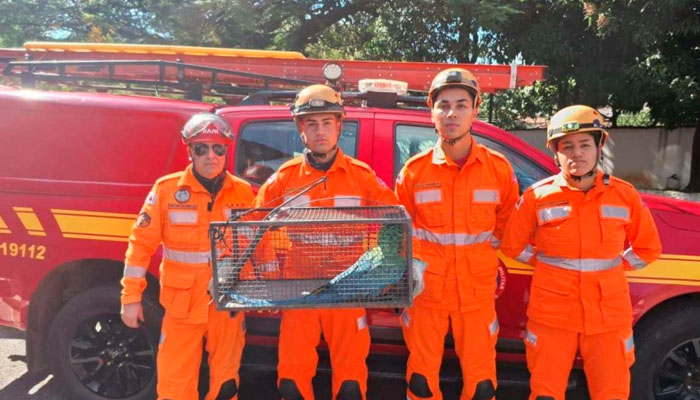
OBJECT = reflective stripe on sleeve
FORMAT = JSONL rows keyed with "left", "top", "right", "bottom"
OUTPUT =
{"left": 537, "top": 254, "right": 621, "bottom": 272}
{"left": 401, "top": 309, "right": 410, "bottom": 327}
{"left": 357, "top": 315, "right": 367, "bottom": 330}
{"left": 625, "top": 335, "right": 635, "bottom": 352}
{"left": 538, "top": 206, "right": 571, "bottom": 223}
{"left": 415, "top": 189, "right": 441, "bottom": 204}
{"left": 473, "top": 189, "right": 500, "bottom": 203}
{"left": 123, "top": 264, "right": 147, "bottom": 278}
{"left": 489, "top": 317, "right": 499, "bottom": 335}
{"left": 162, "top": 246, "right": 210, "bottom": 264}
{"left": 490, "top": 236, "right": 501, "bottom": 249}
{"left": 413, "top": 228, "right": 493, "bottom": 246}
{"left": 622, "top": 248, "right": 647, "bottom": 269}
{"left": 601, "top": 205, "right": 630, "bottom": 221}
{"left": 526, "top": 330, "right": 537, "bottom": 346}
{"left": 515, "top": 244, "right": 535, "bottom": 263}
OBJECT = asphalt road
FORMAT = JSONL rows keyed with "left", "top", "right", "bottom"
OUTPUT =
{"left": 0, "top": 326, "right": 589, "bottom": 400}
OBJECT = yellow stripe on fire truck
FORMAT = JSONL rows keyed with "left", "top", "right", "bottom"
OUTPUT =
{"left": 0, "top": 216, "right": 10, "bottom": 234}
{"left": 51, "top": 209, "right": 136, "bottom": 242}
{"left": 13, "top": 207, "right": 46, "bottom": 237}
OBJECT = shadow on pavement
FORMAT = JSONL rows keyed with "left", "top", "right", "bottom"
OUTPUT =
{"left": 0, "top": 370, "right": 64, "bottom": 400}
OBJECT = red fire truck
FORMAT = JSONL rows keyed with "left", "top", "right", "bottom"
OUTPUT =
{"left": 0, "top": 42, "right": 699, "bottom": 400}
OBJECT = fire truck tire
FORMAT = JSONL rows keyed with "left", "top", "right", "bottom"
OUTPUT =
{"left": 630, "top": 303, "right": 700, "bottom": 399}
{"left": 47, "top": 285, "right": 162, "bottom": 400}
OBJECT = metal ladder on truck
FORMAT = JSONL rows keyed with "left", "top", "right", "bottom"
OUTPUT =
{"left": 0, "top": 41, "right": 546, "bottom": 104}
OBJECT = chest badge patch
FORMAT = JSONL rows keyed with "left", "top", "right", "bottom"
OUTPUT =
{"left": 175, "top": 188, "right": 191, "bottom": 203}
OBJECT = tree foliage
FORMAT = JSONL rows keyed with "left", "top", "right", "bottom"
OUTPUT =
{"left": 1, "top": 0, "right": 698, "bottom": 188}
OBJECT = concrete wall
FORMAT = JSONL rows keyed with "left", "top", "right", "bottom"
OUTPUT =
{"left": 511, "top": 127, "right": 696, "bottom": 190}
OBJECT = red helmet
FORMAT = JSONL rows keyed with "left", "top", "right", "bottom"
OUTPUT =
{"left": 181, "top": 113, "right": 234, "bottom": 145}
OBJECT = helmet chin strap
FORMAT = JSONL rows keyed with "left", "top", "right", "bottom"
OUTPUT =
{"left": 437, "top": 128, "right": 469, "bottom": 146}
{"left": 563, "top": 167, "right": 596, "bottom": 182}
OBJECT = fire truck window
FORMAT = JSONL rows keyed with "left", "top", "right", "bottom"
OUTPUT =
{"left": 235, "top": 120, "right": 358, "bottom": 186}
{"left": 394, "top": 124, "right": 549, "bottom": 192}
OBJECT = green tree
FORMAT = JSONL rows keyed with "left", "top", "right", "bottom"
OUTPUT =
{"left": 594, "top": 0, "right": 700, "bottom": 190}
{"left": 305, "top": 0, "right": 522, "bottom": 62}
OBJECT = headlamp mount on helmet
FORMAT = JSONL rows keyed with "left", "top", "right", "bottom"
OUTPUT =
{"left": 546, "top": 105, "right": 610, "bottom": 182}
{"left": 427, "top": 67, "right": 482, "bottom": 109}
{"left": 290, "top": 84, "right": 346, "bottom": 119}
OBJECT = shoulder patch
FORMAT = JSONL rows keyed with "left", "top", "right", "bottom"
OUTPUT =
{"left": 348, "top": 157, "right": 373, "bottom": 172}
{"left": 403, "top": 148, "right": 433, "bottom": 169}
{"left": 264, "top": 172, "right": 278, "bottom": 186}
{"left": 277, "top": 157, "right": 303, "bottom": 173}
{"left": 530, "top": 175, "right": 557, "bottom": 190}
{"left": 155, "top": 170, "right": 184, "bottom": 185}
{"left": 375, "top": 174, "right": 389, "bottom": 189}
{"left": 227, "top": 172, "right": 254, "bottom": 190}
{"left": 396, "top": 169, "right": 406, "bottom": 186}
{"left": 609, "top": 175, "right": 636, "bottom": 189}
{"left": 482, "top": 145, "right": 510, "bottom": 164}
{"left": 136, "top": 212, "right": 151, "bottom": 228}
{"left": 145, "top": 191, "right": 157, "bottom": 206}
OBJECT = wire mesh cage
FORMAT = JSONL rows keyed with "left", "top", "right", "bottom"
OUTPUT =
{"left": 209, "top": 205, "right": 413, "bottom": 311}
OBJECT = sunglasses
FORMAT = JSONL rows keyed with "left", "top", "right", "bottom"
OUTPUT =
{"left": 192, "top": 143, "right": 227, "bottom": 157}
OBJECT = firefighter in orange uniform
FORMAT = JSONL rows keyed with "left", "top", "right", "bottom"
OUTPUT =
{"left": 395, "top": 68, "right": 519, "bottom": 400}
{"left": 255, "top": 84, "right": 397, "bottom": 400}
{"left": 500, "top": 105, "right": 662, "bottom": 400}
{"left": 120, "top": 113, "right": 255, "bottom": 400}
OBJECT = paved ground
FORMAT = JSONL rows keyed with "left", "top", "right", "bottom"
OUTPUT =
{"left": 0, "top": 326, "right": 589, "bottom": 399}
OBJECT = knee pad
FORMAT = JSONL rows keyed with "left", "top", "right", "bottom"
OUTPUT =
{"left": 408, "top": 373, "right": 433, "bottom": 398}
{"left": 337, "top": 380, "right": 362, "bottom": 400}
{"left": 534, "top": 397, "right": 555, "bottom": 400}
{"left": 471, "top": 379, "right": 496, "bottom": 400}
{"left": 279, "top": 378, "right": 304, "bottom": 400}
{"left": 215, "top": 379, "right": 238, "bottom": 400}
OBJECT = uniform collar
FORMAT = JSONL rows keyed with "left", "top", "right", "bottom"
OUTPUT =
{"left": 431, "top": 137, "right": 485, "bottom": 167}
{"left": 301, "top": 148, "right": 348, "bottom": 175}
{"left": 553, "top": 170, "right": 606, "bottom": 191}
{"left": 177, "top": 164, "right": 235, "bottom": 193}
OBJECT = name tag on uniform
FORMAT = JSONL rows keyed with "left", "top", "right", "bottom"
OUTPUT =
{"left": 168, "top": 211, "right": 198, "bottom": 224}
{"left": 334, "top": 195, "right": 362, "bottom": 207}
{"left": 473, "top": 189, "right": 500, "bottom": 204}
{"left": 283, "top": 194, "right": 310, "bottom": 208}
{"left": 415, "top": 189, "right": 441, "bottom": 204}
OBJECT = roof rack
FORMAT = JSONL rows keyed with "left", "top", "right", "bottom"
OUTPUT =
{"left": 0, "top": 42, "right": 548, "bottom": 107}
{"left": 3, "top": 59, "right": 315, "bottom": 101}
{"left": 241, "top": 90, "right": 427, "bottom": 109}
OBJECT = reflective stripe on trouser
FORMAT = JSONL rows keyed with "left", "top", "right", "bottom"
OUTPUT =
{"left": 525, "top": 320, "right": 634, "bottom": 400}
{"left": 277, "top": 308, "right": 370, "bottom": 400}
{"left": 401, "top": 304, "right": 498, "bottom": 400}
{"left": 157, "top": 303, "right": 245, "bottom": 400}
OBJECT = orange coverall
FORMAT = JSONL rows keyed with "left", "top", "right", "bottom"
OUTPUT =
{"left": 121, "top": 165, "right": 255, "bottom": 400}
{"left": 395, "top": 141, "right": 519, "bottom": 400}
{"left": 500, "top": 172, "right": 662, "bottom": 400}
{"left": 254, "top": 149, "right": 397, "bottom": 400}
